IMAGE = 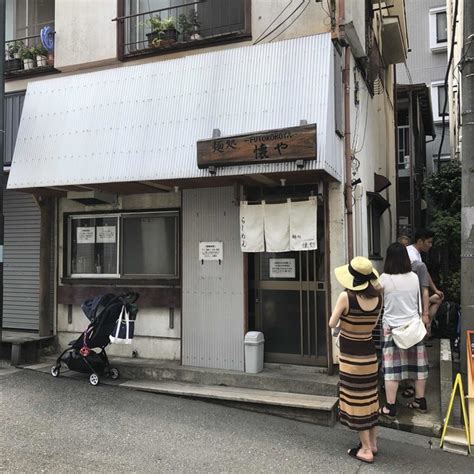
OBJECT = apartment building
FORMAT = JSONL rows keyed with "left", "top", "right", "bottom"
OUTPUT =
{"left": 5, "top": 0, "right": 407, "bottom": 371}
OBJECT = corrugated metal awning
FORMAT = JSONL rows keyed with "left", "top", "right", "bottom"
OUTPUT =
{"left": 8, "top": 33, "right": 341, "bottom": 191}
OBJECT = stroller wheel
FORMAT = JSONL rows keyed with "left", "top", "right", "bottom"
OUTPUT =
{"left": 51, "top": 365, "right": 60, "bottom": 377}
{"left": 109, "top": 368, "right": 120, "bottom": 380}
{"left": 89, "top": 373, "right": 100, "bottom": 386}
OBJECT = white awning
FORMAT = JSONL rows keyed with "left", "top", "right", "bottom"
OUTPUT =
{"left": 7, "top": 33, "right": 341, "bottom": 190}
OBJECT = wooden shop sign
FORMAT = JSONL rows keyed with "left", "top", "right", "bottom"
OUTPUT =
{"left": 197, "top": 124, "right": 317, "bottom": 169}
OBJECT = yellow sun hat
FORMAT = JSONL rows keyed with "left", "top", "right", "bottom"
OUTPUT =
{"left": 334, "top": 256, "right": 380, "bottom": 291}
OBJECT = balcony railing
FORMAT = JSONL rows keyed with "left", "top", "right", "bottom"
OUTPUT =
{"left": 4, "top": 30, "right": 56, "bottom": 80}
{"left": 115, "top": 0, "right": 250, "bottom": 60}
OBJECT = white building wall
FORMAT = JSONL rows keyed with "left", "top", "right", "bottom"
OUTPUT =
{"left": 54, "top": 0, "right": 118, "bottom": 70}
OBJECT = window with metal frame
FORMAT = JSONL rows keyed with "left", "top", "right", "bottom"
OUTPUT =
{"left": 117, "top": 0, "right": 250, "bottom": 60}
{"left": 67, "top": 211, "right": 179, "bottom": 278}
{"left": 429, "top": 7, "right": 448, "bottom": 52}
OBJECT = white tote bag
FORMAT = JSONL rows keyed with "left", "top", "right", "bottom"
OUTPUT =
{"left": 109, "top": 306, "right": 134, "bottom": 345}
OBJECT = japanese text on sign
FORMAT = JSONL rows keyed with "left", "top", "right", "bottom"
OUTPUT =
{"left": 269, "top": 258, "right": 296, "bottom": 278}
{"left": 199, "top": 242, "right": 223, "bottom": 261}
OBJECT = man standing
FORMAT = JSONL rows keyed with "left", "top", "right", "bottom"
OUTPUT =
{"left": 404, "top": 230, "right": 444, "bottom": 325}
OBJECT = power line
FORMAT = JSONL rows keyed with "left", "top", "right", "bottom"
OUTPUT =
{"left": 253, "top": 0, "right": 306, "bottom": 45}
{"left": 269, "top": 0, "right": 312, "bottom": 42}
{"left": 253, "top": 0, "right": 294, "bottom": 44}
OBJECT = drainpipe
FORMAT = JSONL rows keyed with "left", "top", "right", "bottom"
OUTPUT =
{"left": 337, "top": 0, "right": 353, "bottom": 260}
{"left": 343, "top": 46, "right": 354, "bottom": 260}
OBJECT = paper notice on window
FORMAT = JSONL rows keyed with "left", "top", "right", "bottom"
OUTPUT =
{"left": 77, "top": 227, "right": 95, "bottom": 244}
{"left": 97, "top": 226, "right": 116, "bottom": 244}
{"left": 290, "top": 198, "right": 317, "bottom": 251}
{"left": 264, "top": 201, "right": 290, "bottom": 252}
{"left": 269, "top": 258, "right": 295, "bottom": 278}
{"left": 240, "top": 202, "right": 264, "bottom": 252}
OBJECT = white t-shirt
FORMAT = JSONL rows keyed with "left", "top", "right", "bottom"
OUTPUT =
{"left": 380, "top": 272, "right": 421, "bottom": 328}
{"left": 407, "top": 244, "right": 421, "bottom": 263}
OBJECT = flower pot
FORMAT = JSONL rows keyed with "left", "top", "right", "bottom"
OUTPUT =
{"left": 36, "top": 55, "right": 48, "bottom": 67}
{"left": 23, "top": 58, "right": 35, "bottom": 70}
{"left": 4, "top": 58, "right": 23, "bottom": 72}
{"left": 146, "top": 28, "right": 179, "bottom": 48}
{"left": 13, "top": 53, "right": 21, "bottom": 59}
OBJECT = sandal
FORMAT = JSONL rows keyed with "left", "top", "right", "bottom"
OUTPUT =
{"left": 357, "top": 442, "right": 378, "bottom": 456}
{"left": 378, "top": 403, "right": 397, "bottom": 421}
{"left": 401, "top": 387, "right": 415, "bottom": 398}
{"left": 406, "top": 397, "right": 428, "bottom": 414}
{"left": 348, "top": 447, "right": 374, "bottom": 464}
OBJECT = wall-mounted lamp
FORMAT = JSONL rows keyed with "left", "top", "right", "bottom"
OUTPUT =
{"left": 174, "top": 186, "right": 179, "bottom": 193}
{"left": 208, "top": 166, "right": 216, "bottom": 175}
{"left": 351, "top": 178, "right": 362, "bottom": 187}
{"left": 280, "top": 178, "right": 286, "bottom": 187}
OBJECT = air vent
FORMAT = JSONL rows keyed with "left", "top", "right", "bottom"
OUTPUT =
{"left": 67, "top": 191, "right": 117, "bottom": 206}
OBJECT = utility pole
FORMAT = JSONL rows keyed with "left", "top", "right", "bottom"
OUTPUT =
{"left": 0, "top": 0, "right": 5, "bottom": 344}
{"left": 461, "top": 0, "right": 474, "bottom": 373}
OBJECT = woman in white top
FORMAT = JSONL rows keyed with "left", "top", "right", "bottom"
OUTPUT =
{"left": 379, "top": 243, "right": 430, "bottom": 420}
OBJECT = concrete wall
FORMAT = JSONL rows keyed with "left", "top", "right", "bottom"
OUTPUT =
{"left": 54, "top": 0, "right": 118, "bottom": 70}
{"left": 57, "top": 191, "right": 182, "bottom": 360}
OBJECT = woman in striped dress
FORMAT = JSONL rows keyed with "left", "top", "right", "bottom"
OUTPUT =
{"left": 329, "top": 257, "right": 382, "bottom": 464}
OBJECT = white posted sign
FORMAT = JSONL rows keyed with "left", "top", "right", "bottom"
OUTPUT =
{"left": 199, "top": 242, "right": 223, "bottom": 261}
{"left": 77, "top": 227, "right": 95, "bottom": 244}
{"left": 269, "top": 258, "right": 296, "bottom": 278}
{"left": 97, "top": 226, "right": 117, "bottom": 244}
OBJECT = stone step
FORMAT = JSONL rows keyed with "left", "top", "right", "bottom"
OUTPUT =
{"left": 111, "top": 359, "right": 338, "bottom": 397}
{"left": 121, "top": 379, "right": 338, "bottom": 427}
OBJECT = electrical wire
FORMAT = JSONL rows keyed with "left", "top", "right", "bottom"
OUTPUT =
{"left": 253, "top": 0, "right": 295, "bottom": 44}
{"left": 253, "top": 0, "right": 306, "bottom": 45}
{"left": 269, "top": 0, "right": 312, "bottom": 43}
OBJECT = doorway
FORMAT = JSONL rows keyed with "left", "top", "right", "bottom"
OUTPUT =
{"left": 247, "top": 192, "right": 328, "bottom": 367}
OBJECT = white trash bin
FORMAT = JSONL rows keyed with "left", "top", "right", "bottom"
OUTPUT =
{"left": 244, "top": 331, "right": 264, "bottom": 373}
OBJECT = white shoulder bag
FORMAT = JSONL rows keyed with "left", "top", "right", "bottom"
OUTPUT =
{"left": 391, "top": 289, "right": 426, "bottom": 349}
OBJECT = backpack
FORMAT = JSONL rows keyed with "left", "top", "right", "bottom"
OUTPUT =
{"left": 431, "top": 301, "right": 460, "bottom": 340}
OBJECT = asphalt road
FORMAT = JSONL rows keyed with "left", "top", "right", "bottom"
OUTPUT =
{"left": 0, "top": 368, "right": 472, "bottom": 473}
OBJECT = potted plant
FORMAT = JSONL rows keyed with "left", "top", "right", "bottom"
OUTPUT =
{"left": 146, "top": 15, "right": 179, "bottom": 48}
{"left": 5, "top": 40, "right": 24, "bottom": 72}
{"left": 178, "top": 10, "right": 201, "bottom": 42}
{"left": 19, "top": 45, "right": 36, "bottom": 70}
{"left": 32, "top": 44, "right": 48, "bottom": 67}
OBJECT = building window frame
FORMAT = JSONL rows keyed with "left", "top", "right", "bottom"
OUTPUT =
{"left": 431, "top": 80, "right": 449, "bottom": 123}
{"left": 116, "top": 0, "right": 252, "bottom": 62}
{"left": 66, "top": 210, "right": 180, "bottom": 280}
{"left": 429, "top": 7, "right": 448, "bottom": 52}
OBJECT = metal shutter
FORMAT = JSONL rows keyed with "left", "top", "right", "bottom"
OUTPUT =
{"left": 3, "top": 190, "right": 41, "bottom": 331}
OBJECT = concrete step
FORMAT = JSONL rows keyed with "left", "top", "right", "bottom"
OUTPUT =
{"left": 110, "top": 358, "right": 339, "bottom": 397}
{"left": 121, "top": 379, "right": 338, "bottom": 427}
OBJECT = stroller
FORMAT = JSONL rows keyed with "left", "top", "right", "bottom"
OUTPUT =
{"left": 51, "top": 292, "right": 139, "bottom": 386}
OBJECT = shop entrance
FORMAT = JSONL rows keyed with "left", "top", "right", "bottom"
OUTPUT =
{"left": 247, "top": 190, "right": 328, "bottom": 367}
{"left": 250, "top": 251, "right": 327, "bottom": 366}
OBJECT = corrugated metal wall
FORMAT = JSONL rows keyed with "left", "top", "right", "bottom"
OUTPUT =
{"left": 182, "top": 187, "right": 244, "bottom": 371}
{"left": 4, "top": 91, "right": 25, "bottom": 165}
{"left": 3, "top": 190, "right": 40, "bottom": 330}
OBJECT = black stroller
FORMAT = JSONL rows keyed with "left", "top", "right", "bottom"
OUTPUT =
{"left": 51, "top": 292, "right": 139, "bottom": 386}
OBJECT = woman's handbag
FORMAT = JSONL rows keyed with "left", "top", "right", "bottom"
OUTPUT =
{"left": 391, "top": 317, "right": 427, "bottom": 349}
{"left": 110, "top": 305, "right": 135, "bottom": 345}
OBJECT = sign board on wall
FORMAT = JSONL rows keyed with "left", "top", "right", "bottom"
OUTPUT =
{"left": 199, "top": 242, "right": 223, "bottom": 261}
{"left": 197, "top": 124, "right": 317, "bottom": 169}
{"left": 77, "top": 227, "right": 95, "bottom": 244}
{"left": 269, "top": 258, "right": 296, "bottom": 278}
